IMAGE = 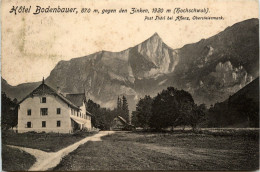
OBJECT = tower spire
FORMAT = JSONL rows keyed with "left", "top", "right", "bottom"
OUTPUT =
{"left": 42, "top": 77, "right": 45, "bottom": 84}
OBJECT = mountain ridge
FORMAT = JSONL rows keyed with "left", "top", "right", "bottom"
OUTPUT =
{"left": 2, "top": 18, "right": 259, "bottom": 111}
{"left": 207, "top": 77, "right": 259, "bottom": 128}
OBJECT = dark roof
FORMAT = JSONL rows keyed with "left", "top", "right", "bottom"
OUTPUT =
{"left": 66, "top": 93, "right": 85, "bottom": 107}
{"left": 113, "top": 116, "right": 135, "bottom": 128}
{"left": 116, "top": 116, "right": 128, "bottom": 125}
{"left": 66, "top": 93, "right": 93, "bottom": 116}
{"left": 18, "top": 83, "right": 79, "bottom": 110}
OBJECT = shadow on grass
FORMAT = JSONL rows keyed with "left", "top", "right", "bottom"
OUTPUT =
{"left": 2, "top": 144, "right": 36, "bottom": 171}
{"left": 132, "top": 128, "right": 259, "bottom": 139}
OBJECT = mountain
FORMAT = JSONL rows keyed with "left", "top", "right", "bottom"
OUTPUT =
{"left": 2, "top": 18, "right": 259, "bottom": 111}
{"left": 227, "top": 77, "right": 259, "bottom": 104}
{"left": 171, "top": 18, "right": 259, "bottom": 105}
{"left": 2, "top": 78, "right": 40, "bottom": 101}
{"left": 206, "top": 77, "right": 259, "bottom": 128}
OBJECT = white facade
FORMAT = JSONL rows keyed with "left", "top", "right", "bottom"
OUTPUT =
{"left": 17, "top": 83, "right": 92, "bottom": 133}
{"left": 70, "top": 102, "right": 92, "bottom": 131}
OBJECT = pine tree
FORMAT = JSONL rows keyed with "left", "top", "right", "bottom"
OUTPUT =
{"left": 122, "top": 96, "right": 129, "bottom": 123}
{"left": 117, "top": 96, "right": 122, "bottom": 110}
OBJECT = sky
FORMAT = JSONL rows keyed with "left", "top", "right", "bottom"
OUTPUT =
{"left": 1, "top": 0, "right": 259, "bottom": 86}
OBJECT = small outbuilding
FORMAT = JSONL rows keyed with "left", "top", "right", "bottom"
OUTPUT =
{"left": 111, "top": 116, "right": 135, "bottom": 131}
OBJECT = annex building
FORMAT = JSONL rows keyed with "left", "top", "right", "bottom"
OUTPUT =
{"left": 111, "top": 116, "right": 135, "bottom": 131}
{"left": 17, "top": 79, "right": 92, "bottom": 133}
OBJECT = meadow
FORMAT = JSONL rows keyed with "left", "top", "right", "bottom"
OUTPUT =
{"left": 54, "top": 129, "right": 259, "bottom": 171}
{"left": 2, "top": 129, "right": 259, "bottom": 171}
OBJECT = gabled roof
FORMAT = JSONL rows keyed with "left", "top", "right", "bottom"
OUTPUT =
{"left": 18, "top": 82, "right": 79, "bottom": 110}
{"left": 66, "top": 93, "right": 86, "bottom": 107}
{"left": 65, "top": 93, "right": 92, "bottom": 116}
{"left": 114, "top": 116, "right": 134, "bottom": 127}
{"left": 116, "top": 116, "right": 128, "bottom": 125}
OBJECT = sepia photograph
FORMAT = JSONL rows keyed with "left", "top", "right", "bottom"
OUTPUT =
{"left": 1, "top": 0, "right": 259, "bottom": 171}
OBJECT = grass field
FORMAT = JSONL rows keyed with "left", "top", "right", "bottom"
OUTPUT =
{"left": 2, "top": 130, "right": 98, "bottom": 171}
{"left": 54, "top": 130, "right": 259, "bottom": 171}
{"left": 2, "top": 130, "right": 97, "bottom": 152}
{"left": 2, "top": 144, "right": 36, "bottom": 171}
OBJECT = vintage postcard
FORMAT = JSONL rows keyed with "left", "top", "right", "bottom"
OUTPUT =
{"left": 1, "top": 0, "right": 259, "bottom": 171}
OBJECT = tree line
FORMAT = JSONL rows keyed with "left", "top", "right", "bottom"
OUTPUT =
{"left": 131, "top": 87, "right": 206, "bottom": 131}
{"left": 2, "top": 92, "right": 18, "bottom": 130}
{"left": 86, "top": 95, "right": 130, "bottom": 130}
{"left": 206, "top": 95, "right": 259, "bottom": 128}
{"left": 2, "top": 85, "right": 257, "bottom": 131}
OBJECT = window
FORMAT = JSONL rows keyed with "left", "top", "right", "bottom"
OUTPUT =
{"left": 40, "top": 108, "right": 48, "bottom": 116}
{"left": 27, "top": 122, "right": 32, "bottom": 128}
{"left": 57, "top": 121, "right": 61, "bottom": 127}
{"left": 27, "top": 109, "right": 31, "bottom": 116}
{"left": 57, "top": 108, "right": 61, "bottom": 114}
{"left": 41, "top": 97, "right": 46, "bottom": 103}
{"left": 42, "top": 121, "right": 46, "bottom": 128}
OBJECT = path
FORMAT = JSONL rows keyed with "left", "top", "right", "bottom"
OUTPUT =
{"left": 7, "top": 131, "right": 114, "bottom": 171}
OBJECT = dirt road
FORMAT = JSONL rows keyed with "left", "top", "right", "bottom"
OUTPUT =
{"left": 7, "top": 131, "right": 114, "bottom": 171}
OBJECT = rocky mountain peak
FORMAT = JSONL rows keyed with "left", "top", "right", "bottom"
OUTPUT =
{"left": 139, "top": 32, "right": 163, "bottom": 48}
{"left": 150, "top": 32, "right": 161, "bottom": 39}
{"left": 127, "top": 32, "right": 178, "bottom": 79}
